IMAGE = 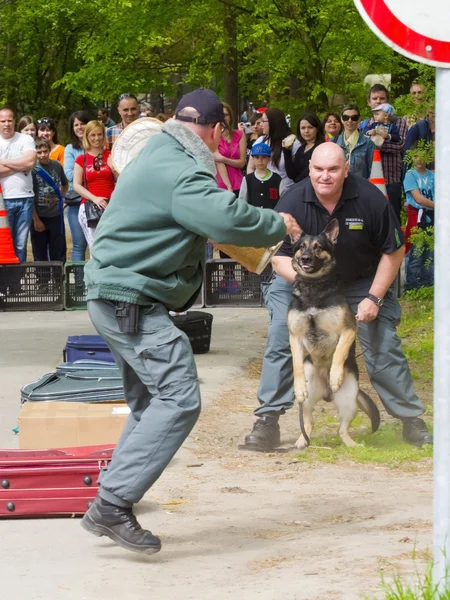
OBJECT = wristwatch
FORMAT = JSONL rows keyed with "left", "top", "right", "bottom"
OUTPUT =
{"left": 367, "top": 293, "right": 384, "bottom": 307}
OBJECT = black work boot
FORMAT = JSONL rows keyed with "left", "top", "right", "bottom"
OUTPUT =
{"left": 243, "top": 414, "right": 281, "bottom": 451}
{"left": 402, "top": 417, "right": 433, "bottom": 447}
{"left": 81, "top": 496, "right": 161, "bottom": 554}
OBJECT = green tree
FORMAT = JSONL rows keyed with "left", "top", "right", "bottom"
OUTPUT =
{"left": 0, "top": 0, "right": 100, "bottom": 117}
{"left": 0, "top": 0, "right": 429, "bottom": 125}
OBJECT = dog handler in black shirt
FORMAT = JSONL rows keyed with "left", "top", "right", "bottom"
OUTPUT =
{"left": 243, "top": 143, "right": 432, "bottom": 451}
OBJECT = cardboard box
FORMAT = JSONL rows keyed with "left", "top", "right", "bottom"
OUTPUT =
{"left": 19, "top": 401, "right": 130, "bottom": 449}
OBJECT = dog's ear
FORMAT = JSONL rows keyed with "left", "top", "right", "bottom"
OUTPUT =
{"left": 322, "top": 219, "right": 339, "bottom": 244}
{"left": 291, "top": 232, "right": 305, "bottom": 252}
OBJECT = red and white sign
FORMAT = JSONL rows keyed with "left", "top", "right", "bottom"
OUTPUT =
{"left": 354, "top": 0, "right": 450, "bottom": 68}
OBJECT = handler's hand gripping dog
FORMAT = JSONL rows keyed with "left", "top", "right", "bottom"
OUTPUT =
{"left": 287, "top": 219, "right": 380, "bottom": 449}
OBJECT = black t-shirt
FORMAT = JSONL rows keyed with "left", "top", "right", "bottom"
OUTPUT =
{"left": 276, "top": 173, "right": 405, "bottom": 283}
{"left": 32, "top": 159, "right": 68, "bottom": 218}
{"left": 283, "top": 141, "right": 323, "bottom": 183}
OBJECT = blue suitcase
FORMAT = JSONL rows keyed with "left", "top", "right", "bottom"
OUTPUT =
{"left": 63, "top": 312, "right": 213, "bottom": 362}
{"left": 63, "top": 335, "right": 114, "bottom": 363}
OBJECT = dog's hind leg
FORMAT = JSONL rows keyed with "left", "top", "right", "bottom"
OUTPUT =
{"left": 294, "top": 362, "right": 322, "bottom": 449}
{"left": 289, "top": 332, "right": 308, "bottom": 403}
{"left": 333, "top": 370, "right": 359, "bottom": 447}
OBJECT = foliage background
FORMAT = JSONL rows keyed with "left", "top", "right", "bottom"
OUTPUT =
{"left": 0, "top": 0, "right": 434, "bottom": 131}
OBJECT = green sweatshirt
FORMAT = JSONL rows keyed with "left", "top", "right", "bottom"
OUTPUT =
{"left": 85, "top": 119, "right": 286, "bottom": 311}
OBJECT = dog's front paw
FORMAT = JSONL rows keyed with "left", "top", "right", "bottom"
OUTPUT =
{"left": 294, "top": 382, "right": 308, "bottom": 403}
{"left": 329, "top": 367, "right": 344, "bottom": 393}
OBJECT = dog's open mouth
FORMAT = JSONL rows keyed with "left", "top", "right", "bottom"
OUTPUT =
{"left": 300, "top": 263, "right": 315, "bottom": 273}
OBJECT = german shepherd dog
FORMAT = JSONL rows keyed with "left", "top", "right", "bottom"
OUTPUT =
{"left": 287, "top": 219, "right": 380, "bottom": 449}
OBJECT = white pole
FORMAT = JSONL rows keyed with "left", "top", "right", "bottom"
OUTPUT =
{"left": 433, "top": 67, "right": 450, "bottom": 592}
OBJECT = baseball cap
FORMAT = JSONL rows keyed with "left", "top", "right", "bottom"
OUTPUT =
{"left": 251, "top": 142, "right": 271, "bottom": 157}
{"left": 175, "top": 88, "right": 225, "bottom": 125}
{"left": 372, "top": 103, "right": 395, "bottom": 116}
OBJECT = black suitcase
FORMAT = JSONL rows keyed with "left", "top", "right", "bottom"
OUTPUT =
{"left": 62, "top": 312, "right": 213, "bottom": 359}
{"left": 172, "top": 311, "right": 213, "bottom": 354}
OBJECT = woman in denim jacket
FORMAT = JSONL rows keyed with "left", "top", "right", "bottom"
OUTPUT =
{"left": 333, "top": 105, "right": 375, "bottom": 179}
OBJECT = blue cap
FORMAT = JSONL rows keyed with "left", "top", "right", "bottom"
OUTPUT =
{"left": 372, "top": 103, "right": 395, "bottom": 117}
{"left": 251, "top": 142, "right": 271, "bottom": 157}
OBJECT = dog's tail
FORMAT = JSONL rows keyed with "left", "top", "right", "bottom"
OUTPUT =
{"left": 357, "top": 389, "right": 380, "bottom": 433}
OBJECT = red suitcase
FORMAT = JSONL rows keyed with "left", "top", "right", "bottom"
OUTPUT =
{"left": 0, "top": 445, "right": 114, "bottom": 517}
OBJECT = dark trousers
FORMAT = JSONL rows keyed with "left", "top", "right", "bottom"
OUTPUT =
{"left": 386, "top": 182, "right": 403, "bottom": 223}
{"left": 405, "top": 245, "right": 434, "bottom": 290}
{"left": 30, "top": 215, "right": 66, "bottom": 262}
{"left": 30, "top": 215, "right": 66, "bottom": 284}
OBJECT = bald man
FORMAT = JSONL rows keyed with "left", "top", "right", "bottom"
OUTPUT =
{"left": 243, "top": 143, "right": 432, "bottom": 451}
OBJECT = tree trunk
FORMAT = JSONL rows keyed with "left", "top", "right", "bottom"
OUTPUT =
{"left": 289, "top": 77, "right": 300, "bottom": 100}
{"left": 223, "top": 15, "right": 239, "bottom": 122}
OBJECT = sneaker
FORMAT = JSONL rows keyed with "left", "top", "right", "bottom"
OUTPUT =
{"left": 243, "top": 414, "right": 281, "bottom": 451}
{"left": 402, "top": 417, "right": 433, "bottom": 447}
{"left": 81, "top": 496, "right": 161, "bottom": 555}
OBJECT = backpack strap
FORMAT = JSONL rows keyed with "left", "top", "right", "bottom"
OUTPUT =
{"left": 34, "top": 164, "right": 65, "bottom": 231}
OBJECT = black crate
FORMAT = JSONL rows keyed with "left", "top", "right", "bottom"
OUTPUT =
{"left": 64, "top": 262, "right": 87, "bottom": 310}
{"left": 204, "top": 260, "right": 273, "bottom": 307}
{"left": 64, "top": 262, "right": 205, "bottom": 310}
{"left": 0, "top": 262, "right": 64, "bottom": 311}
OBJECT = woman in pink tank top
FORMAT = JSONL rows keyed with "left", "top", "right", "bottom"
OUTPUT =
{"left": 215, "top": 102, "right": 247, "bottom": 195}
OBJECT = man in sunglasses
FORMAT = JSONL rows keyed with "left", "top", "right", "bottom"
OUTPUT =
{"left": 82, "top": 87, "right": 301, "bottom": 555}
{"left": 105, "top": 93, "right": 139, "bottom": 150}
{"left": 0, "top": 107, "right": 36, "bottom": 269}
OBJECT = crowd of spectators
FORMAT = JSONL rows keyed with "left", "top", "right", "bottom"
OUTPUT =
{"left": 0, "top": 82, "right": 434, "bottom": 292}
{"left": 237, "top": 82, "right": 435, "bottom": 291}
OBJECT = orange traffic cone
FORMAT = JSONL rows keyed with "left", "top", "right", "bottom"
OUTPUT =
{"left": 369, "top": 149, "right": 388, "bottom": 198}
{"left": 0, "top": 187, "right": 19, "bottom": 264}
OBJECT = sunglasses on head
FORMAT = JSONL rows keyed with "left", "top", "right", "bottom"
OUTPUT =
{"left": 93, "top": 154, "right": 104, "bottom": 171}
{"left": 342, "top": 114, "right": 360, "bottom": 122}
{"left": 37, "top": 117, "right": 52, "bottom": 126}
{"left": 118, "top": 93, "right": 137, "bottom": 102}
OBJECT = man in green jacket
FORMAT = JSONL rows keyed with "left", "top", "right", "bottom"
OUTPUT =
{"left": 81, "top": 88, "right": 300, "bottom": 555}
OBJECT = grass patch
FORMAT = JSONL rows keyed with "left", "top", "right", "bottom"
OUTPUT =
{"left": 398, "top": 294, "right": 434, "bottom": 394}
{"left": 365, "top": 559, "right": 450, "bottom": 599}
{"left": 295, "top": 423, "right": 432, "bottom": 468}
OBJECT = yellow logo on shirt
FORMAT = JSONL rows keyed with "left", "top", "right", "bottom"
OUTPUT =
{"left": 346, "top": 218, "right": 364, "bottom": 231}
